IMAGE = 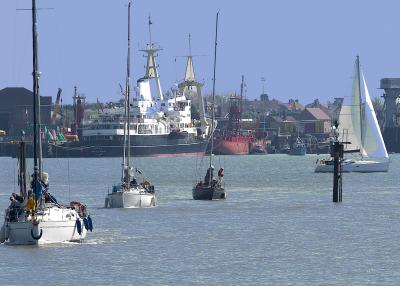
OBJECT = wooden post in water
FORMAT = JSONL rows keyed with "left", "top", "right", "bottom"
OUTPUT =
{"left": 332, "top": 141, "right": 343, "bottom": 203}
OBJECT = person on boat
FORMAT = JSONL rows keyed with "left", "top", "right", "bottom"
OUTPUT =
{"left": 218, "top": 168, "right": 224, "bottom": 179}
{"left": 12, "top": 193, "right": 24, "bottom": 204}
{"left": 30, "top": 172, "right": 46, "bottom": 202}
{"left": 141, "top": 180, "right": 151, "bottom": 189}
{"left": 8, "top": 196, "right": 23, "bottom": 222}
{"left": 9, "top": 196, "right": 22, "bottom": 209}
{"left": 26, "top": 192, "right": 36, "bottom": 217}
{"left": 130, "top": 177, "right": 139, "bottom": 187}
{"left": 204, "top": 166, "right": 214, "bottom": 185}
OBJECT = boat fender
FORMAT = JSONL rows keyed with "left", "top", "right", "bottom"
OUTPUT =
{"left": 76, "top": 218, "right": 82, "bottom": 235}
{"left": 87, "top": 215, "right": 93, "bottom": 232}
{"left": 30, "top": 228, "right": 43, "bottom": 240}
{"left": 83, "top": 217, "right": 89, "bottom": 231}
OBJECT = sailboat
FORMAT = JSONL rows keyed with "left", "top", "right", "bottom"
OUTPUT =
{"left": 192, "top": 12, "right": 226, "bottom": 200}
{"left": 315, "top": 56, "right": 389, "bottom": 173}
{"left": 105, "top": 3, "right": 156, "bottom": 208}
{"left": 0, "top": 0, "right": 92, "bottom": 245}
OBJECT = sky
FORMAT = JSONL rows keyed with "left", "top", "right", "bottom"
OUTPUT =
{"left": 1, "top": 0, "right": 400, "bottom": 105}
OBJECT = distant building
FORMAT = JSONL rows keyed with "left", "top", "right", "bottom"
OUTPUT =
{"left": 299, "top": 107, "right": 331, "bottom": 134}
{"left": 267, "top": 115, "right": 297, "bottom": 135}
{"left": 306, "top": 99, "right": 332, "bottom": 117}
{"left": 0, "top": 87, "right": 52, "bottom": 138}
{"left": 280, "top": 99, "right": 305, "bottom": 113}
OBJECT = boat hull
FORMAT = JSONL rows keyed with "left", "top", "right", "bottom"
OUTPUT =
{"left": 3, "top": 219, "right": 86, "bottom": 245}
{"left": 106, "top": 190, "right": 156, "bottom": 208}
{"left": 213, "top": 138, "right": 249, "bottom": 155}
{"left": 315, "top": 159, "right": 389, "bottom": 173}
{"left": 1, "top": 135, "right": 209, "bottom": 158}
{"left": 192, "top": 185, "right": 226, "bottom": 200}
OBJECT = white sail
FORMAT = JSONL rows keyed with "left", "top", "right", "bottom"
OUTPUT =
{"left": 338, "top": 105, "right": 363, "bottom": 152}
{"left": 338, "top": 58, "right": 363, "bottom": 153}
{"left": 361, "top": 73, "right": 389, "bottom": 159}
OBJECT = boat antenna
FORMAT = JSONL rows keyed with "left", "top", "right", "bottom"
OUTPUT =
{"left": 209, "top": 11, "right": 219, "bottom": 182}
{"left": 148, "top": 15, "right": 152, "bottom": 48}
{"left": 188, "top": 33, "right": 192, "bottom": 57}
{"left": 32, "top": 0, "right": 43, "bottom": 206}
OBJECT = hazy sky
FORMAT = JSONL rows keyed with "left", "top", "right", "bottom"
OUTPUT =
{"left": 1, "top": 0, "right": 399, "bottom": 104}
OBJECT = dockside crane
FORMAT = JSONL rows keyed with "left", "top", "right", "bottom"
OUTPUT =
{"left": 51, "top": 88, "right": 63, "bottom": 125}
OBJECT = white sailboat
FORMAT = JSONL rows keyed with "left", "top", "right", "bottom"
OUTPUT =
{"left": 105, "top": 3, "right": 156, "bottom": 208}
{"left": 0, "top": 0, "right": 92, "bottom": 245}
{"left": 315, "top": 56, "right": 389, "bottom": 173}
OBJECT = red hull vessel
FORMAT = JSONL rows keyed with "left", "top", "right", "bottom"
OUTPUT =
{"left": 214, "top": 135, "right": 250, "bottom": 155}
{"left": 213, "top": 79, "right": 252, "bottom": 155}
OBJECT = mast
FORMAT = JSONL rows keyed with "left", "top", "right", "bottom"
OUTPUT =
{"left": 148, "top": 15, "right": 152, "bottom": 48}
{"left": 356, "top": 55, "right": 363, "bottom": 146}
{"left": 209, "top": 12, "right": 219, "bottom": 181}
{"left": 121, "top": 2, "right": 132, "bottom": 184}
{"left": 140, "top": 17, "right": 163, "bottom": 100}
{"left": 126, "top": 2, "right": 132, "bottom": 182}
{"left": 239, "top": 75, "right": 244, "bottom": 129}
{"left": 188, "top": 33, "right": 192, "bottom": 57}
{"left": 32, "top": 0, "right": 42, "bottom": 199}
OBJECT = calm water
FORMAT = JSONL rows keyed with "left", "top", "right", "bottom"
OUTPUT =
{"left": 0, "top": 154, "right": 399, "bottom": 285}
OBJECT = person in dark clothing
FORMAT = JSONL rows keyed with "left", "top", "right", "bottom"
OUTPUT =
{"left": 12, "top": 193, "right": 24, "bottom": 204}
{"left": 204, "top": 166, "right": 214, "bottom": 185}
{"left": 130, "top": 177, "right": 138, "bottom": 187}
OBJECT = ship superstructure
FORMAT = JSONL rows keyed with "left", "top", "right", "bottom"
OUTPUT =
{"left": 1, "top": 19, "right": 209, "bottom": 158}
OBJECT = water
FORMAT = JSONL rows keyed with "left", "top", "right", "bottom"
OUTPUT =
{"left": 0, "top": 154, "right": 399, "bottom": 285}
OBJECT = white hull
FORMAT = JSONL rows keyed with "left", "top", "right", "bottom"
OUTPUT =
{"left": 1, "top": 206, "right": 87, "bottom": 245}
{"left": 315, "top": 159, "right": 389, "bottom": 173}
{"left": 106, "top": 188, "right": 156, "bottom": 208}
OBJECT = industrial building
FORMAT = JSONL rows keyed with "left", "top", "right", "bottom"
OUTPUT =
{"left": 0, "top": 87, "right": 52, "bottom": 139}
{"left": 381, "top": 78, "right": 400, "bottom": 152}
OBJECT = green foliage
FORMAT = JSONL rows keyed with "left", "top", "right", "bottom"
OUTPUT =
{"left": 371, "top": 96, "right": 383, "bottom": 112}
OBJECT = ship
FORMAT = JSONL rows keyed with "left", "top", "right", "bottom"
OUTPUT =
{"left": 1, "top": 21, "right": 211, "bottom": 158}
{"left": 213, "top": 76, "right": 254, "bottom": 155}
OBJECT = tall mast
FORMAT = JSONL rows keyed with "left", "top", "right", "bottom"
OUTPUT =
{"left": 356, "top": 55, "right": 363, "bottom": 144}
{"left": 32, "top": 0, "right": 42, "bottom": 191}
{"left": 209, "top": 12, "right": 219, "bottom": 181}
{"left": 240, "top": 75, "right": 244, "bottom": 128}
{"left": 126, "top": 2, "right": 132, "bottom": 179}
{"left": 121, "top": 2, "right": 132, "bottom": 184}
